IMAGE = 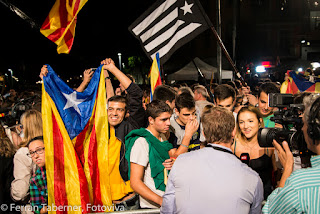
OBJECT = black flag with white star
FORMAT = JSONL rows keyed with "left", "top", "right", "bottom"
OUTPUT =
{"left": 129, "top": 0, "right": 212, "bottom": 65}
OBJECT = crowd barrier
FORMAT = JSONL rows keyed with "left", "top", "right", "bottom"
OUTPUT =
{"left": 90, "top": 201, "right": 266, "bottom": 213}
{"left": 91, "top": 209, "right": 160, "bottom": 214}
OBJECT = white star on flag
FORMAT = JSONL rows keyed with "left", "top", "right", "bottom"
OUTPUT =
{"left": 62, "top": 91, "right": 86, "bottom": 115}
{"left": 129, "top": 0, "right": 212, "bottom": 65}
{"left": 180, "top": 1, "right": 194, "bottom": 15}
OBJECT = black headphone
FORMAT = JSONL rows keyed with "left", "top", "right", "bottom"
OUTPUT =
{"left": 307, "top": 97, "right": 320, "bottom": 141}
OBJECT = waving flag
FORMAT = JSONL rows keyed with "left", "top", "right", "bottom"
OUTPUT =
{"left": 40, "top": 0, "right": 88, "bottom": 54}
{"left": 129, "top": 0, "right": 212, "bottom": 64}
{"left": 42, "top": 65, "right": 112, "bottom": 213}
{"left": 280, "top": 71, "right": 320, "bottom": 94}
{"left": 149, "top": 53, "right": 162, "bottom": 101}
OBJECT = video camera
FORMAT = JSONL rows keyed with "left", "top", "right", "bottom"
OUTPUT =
{"left": 258, "top": 93, "right": 311, "bottom": 157}
{"left": 0, "top": 95, "right": 40, "bottom": 127}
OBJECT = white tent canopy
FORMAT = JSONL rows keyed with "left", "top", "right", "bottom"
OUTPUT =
{"left": 167, "top": 57, "right": 233, "bottom": 82}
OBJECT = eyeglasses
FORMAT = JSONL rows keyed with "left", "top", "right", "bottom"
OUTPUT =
{"left": 27, "top": 147, "right": 45, "bottom": 158}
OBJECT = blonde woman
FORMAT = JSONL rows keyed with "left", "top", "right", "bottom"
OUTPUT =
{"left": 11, "top": 109, "right": 42, "bottom": 214}
{"left": 231, "top": 106, "right": 276, "bottom": 199}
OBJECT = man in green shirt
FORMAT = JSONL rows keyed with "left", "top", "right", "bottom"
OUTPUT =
{"left": 254, "top": 83, "right": 280, "bottom": 128}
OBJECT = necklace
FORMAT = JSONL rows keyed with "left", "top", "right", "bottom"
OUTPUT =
{"left": 244, "top": 141, "right": 259, "bottom": 151}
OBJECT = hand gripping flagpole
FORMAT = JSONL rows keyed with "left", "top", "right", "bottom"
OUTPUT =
{"left": 193, "top": 0, "right": 247, "bottom": 87}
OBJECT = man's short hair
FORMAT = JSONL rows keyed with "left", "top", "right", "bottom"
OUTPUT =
{"left": 108, "top": 95, "right": 129, "bottom": 111}
{"left": 194, "top": 85, "right": 209, "bottom": 99}
{"left": 153, "top": 85, "right": 176, "bottom": 102}
{"left": 178, "top": 86, "right": 194, "bottom": 96}
{"left": 258, "top": 82, "right": 279, "bottom": 97}
{"left": 303, "top": 94, "right": 320, "bottom": 144}
{"left": 201, "top": 106, "right": 235, "bottom": 144}
{"left": 146, "top": 100, "right": 172, "bottom": 119}
{"left": 214, "top": 84, "right": 236, "bottom": 102}
{"left": 175, "top": 92, "right": 195, "bottom": 112}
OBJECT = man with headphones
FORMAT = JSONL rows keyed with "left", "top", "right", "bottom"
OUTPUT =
{"left": 262, "top": 94, "right": 320, "bottom": 213}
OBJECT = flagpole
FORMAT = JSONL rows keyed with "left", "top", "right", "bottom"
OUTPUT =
{"left": 193, "top": 0, "right": 247, "bottom": 87}
{"left": 192, "top": 59, "right": 214, "bottom": 102}
{"left": 216, "top": 0, "right": 222, "bottom": 84}
{"left": 0, "top": 0, "right": 40, "bottom": 29}
{"left": 210, "top": 25, "right": 247, "bottom": 87}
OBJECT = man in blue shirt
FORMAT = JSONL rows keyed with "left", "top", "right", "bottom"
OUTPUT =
{"left": 161, "top": 107, "right": 263, "bottom": 214}
{"left": 263, "top": 94, "right": 320, "bottom": 213}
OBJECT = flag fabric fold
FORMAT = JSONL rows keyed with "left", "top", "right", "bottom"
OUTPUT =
{"left": 42, "top": 65, "right": 112, "bottom": 213}
{"left": 280, "top": 71, "right": 320, "bottom": 94}
{"left": 149, "top": 53, "right": 162, "bottom": 101}
{"left": 40, "top": 0, "right": 88, "bottom": 54}
{"left": 129, "top": 0, "right": 212, "bottom": 64}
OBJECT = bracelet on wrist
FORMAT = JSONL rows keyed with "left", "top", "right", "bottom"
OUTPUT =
{"left": 105, "top": 77, "right": 111, "bottom": 80}
{"left": 180, "top": 144, "right": 189, "bottom": 148}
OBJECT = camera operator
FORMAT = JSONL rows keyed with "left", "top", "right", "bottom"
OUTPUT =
{"left": 263, "top": 94, "right": 320, "bottom": 213}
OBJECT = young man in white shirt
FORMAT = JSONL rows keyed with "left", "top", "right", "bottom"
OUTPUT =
{"left": 125, "top": 100, "right": 175, "bottom": 208}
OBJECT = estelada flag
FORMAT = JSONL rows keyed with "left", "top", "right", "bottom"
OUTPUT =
{"left": 280, "top": 71, "right": 320, "bottom": 94}
{"left": 42, "top": 65, "right": 112, "bottom": 213}
{"left": 40, "top": 0, "right": 88, "bottom": 54}
{"left": 149, "top": 53, "right": 162, "bottom": 101}
{"left": 129, "top": 0, "right": 212, "bottom": 65}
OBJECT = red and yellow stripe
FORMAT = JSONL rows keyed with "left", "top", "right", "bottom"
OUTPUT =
{"left": 281, "top": 77, "right": 320, "bottom": 94}
{"left": 42, "top": 70, "right": 112, "bottom": 213}
{"left": 149, "top": 54, "right": 162, "bottom": 101}
{"left": 40, "top": 0, "right": 88, "bottom": 54}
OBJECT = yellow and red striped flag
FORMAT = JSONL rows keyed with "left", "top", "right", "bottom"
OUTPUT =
{"left": 40, "top": 0, "right": 88, "bottom": 54}
{"left": 149, "top": 53, "right": 162, "bottom": 101}
{"left": 42, "top": 65, "right": 112, "bottom": 213}
{"left": 280, "top": 71, "right": 320, "bottom": 94}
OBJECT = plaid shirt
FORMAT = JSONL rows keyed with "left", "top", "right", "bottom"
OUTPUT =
{"left": 29, "top": 167, "right": 47, "bottom": 214}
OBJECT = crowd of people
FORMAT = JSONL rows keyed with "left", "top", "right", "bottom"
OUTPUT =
{"left": 0, "top": 57, "right": 319, "bottom": 214}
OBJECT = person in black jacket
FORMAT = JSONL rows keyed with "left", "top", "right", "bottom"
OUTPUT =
{"left": 101, "top": 58, "right": 147, "bottom": 210}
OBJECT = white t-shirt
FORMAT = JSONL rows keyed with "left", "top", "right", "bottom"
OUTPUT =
{"left": 130, "top": 132, "right": 165, "bottom": 208}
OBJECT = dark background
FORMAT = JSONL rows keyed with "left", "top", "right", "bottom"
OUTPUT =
{"left": 0, "top": 0, "right": 318, "bottom": 89}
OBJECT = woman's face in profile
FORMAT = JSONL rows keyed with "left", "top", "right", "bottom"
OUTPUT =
{"left": 238, "top": 111, "right": 260, "bottom": 139}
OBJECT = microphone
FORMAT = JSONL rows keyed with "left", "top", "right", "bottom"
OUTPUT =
{"left": 240, "top": 153, "right": 250, "bottom": 165}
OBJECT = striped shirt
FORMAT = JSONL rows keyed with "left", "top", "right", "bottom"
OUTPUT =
{"left": 262, "top": 155, "right": 320, "bottom": 213}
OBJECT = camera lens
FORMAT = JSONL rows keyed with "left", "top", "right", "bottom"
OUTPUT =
{"left": 258, "top": 128, "right": 278, "bottom": 147}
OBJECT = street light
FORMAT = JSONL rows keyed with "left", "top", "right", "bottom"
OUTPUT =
{"left": 8, "top": 69, "right": 13, "bottom": 87}
{"left": 256, "top": 66, "right": 266, "bottom": 73}
{"left": 118, "top": 53, "right": 122, "bottom": 70}
{"left": 311, "top": 62, "right": 320, "bottom": 70}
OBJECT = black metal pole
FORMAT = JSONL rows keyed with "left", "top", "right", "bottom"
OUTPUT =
{"left": 0, "top": 0, "right": 40, "bottom": 29}
{"left": 192, "top": 59, "right": 214, "bottom": 102}
{"left": 216, "top": 0, "right": 222, "bottom": 84}
{"left": 209, "top": 26, "right": 247, "bottom": 87}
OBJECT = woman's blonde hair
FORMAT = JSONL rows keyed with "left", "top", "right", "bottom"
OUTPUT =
{"left": 0, "top": 125, "right": 16, "bottom": 157}
{"left": 20, "top": 109, "right": 43, "bottom": 148}
{"left": 236, "top": 106, "right": 264, "bottom": 140}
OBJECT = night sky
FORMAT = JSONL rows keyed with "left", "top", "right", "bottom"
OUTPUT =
{"left": 1, "top": 0, "right": 303, "bottom": 88}
{"left": 0, "top": 0, "right": 156, "bottom": 85}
